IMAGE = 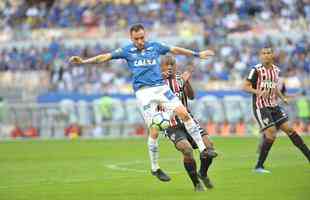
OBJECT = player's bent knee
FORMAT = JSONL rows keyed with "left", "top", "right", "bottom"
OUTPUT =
{"left": 174, "top": 106, "right": 190, "bottom": 121}
{"left": 182, "top": 146, "right": 193, "bottom": 157}
{"left": 285, "top": 127, "right": 296, "bottom": 135}
{"left": 176, "top": 140, "right": 193, "bottom": 157}
{"left": 149, "top": 127, "right": 159, "bottom": 139}
{"left": 264, "top": 127, "right": 277, "bottom": 140}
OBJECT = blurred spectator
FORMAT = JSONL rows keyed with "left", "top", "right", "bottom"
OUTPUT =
{"left": 0, "top": 97, "right": 6, "bottom": 123}
{"left": 24, "top": 125, "right": 39, "bottom": 138}
{"left": 10, "top": 124, "right": 24, "bottom": 138}
{"left": 99, "top": 96, "right": 113, "bottom": 121}
{"left": 65, "top": 123, "right": 81, "bottom": 139}
{"left": 205, "top": 119, "right": 218, "bottom": 136}
{"left": 220, "top": 120, "right": 231, "bottom": 137}
{"left": 235, "top": 118, "right": 246, "bottom": 136}
{"left": 296, "top": 91, "right": 310, "bottom": 123}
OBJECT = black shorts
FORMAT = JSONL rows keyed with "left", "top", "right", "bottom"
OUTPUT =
{"left": 165, "top": 123, "right": 207, "bottom": 149}
{"left": 253, "top": 106, "right": 288, "bottom": 131}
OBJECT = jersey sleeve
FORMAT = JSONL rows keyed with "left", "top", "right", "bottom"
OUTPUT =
{"left": 155, "top": 42, "right": 171, "bottom": 55}
{"left": 111, "top": 47, "right": 126, "bottom": 59}
{"left": 246, "top": 68, "right": 258, "bottom": 84}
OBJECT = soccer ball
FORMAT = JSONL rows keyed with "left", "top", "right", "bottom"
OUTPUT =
{"left": 151, "top": 112, "right": 170, "bottom": 131}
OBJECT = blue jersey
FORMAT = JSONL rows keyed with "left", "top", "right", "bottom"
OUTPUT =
{"left": 111, "top": 41, "right": 171, "bottom": 91}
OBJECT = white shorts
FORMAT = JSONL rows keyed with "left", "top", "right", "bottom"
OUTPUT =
{"left": 135, "top": 85, "right": 183, "bottom": 127}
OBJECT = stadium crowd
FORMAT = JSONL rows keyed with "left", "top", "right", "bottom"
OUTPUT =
{"left": 0, "top": 35, "right": 308, "bottom": 94}
{"left": 0, "top": 0, "right": 309, "bottom": 138}
{"left": 0, "top": 0, "right": 309, "bottom": 93}
{"left": 1, "top": 0, "right": 309, "bottom": 31}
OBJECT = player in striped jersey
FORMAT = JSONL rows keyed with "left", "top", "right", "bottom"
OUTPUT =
{"left": 148, "top": 55, "right": 217, "bottom": 191}
{"left": 243, "top": 47, "right": 310, "bottom": 173}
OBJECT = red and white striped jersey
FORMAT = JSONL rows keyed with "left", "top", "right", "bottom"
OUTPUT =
{"left": 164, "top": 72, "right": 189, "bottom": 127}
{"left": 246, "top": 64, "right": 280, "bottom": 109}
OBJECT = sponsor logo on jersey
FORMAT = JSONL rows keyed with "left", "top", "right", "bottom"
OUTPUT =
{"left": 260, "top": 80, "right": 276, "bottom": 89}
{"left": 134, "top": 59, "right": 157, "bottom": 67}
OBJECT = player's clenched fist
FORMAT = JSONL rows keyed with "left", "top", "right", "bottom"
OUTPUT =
{"left": 199, "top": 50, "right": 215, "bottom": 59}
{"left": 69, "top": 56, "right": 83, "bottom": 64}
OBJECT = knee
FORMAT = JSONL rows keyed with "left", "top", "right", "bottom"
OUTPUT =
{"left": 149, "top": 127, "right": 159, "bottom": 139}
{"left": 182, "top": 147, "right": 194, "bottom": 158}
{"left": 284, "top": 126, "right": 296, "bottom": 134}
{"left": 264, "top": 127, "right": 277, "bottom": 141}
{"left": 177, "top": 142, "right": 193, "bottom": 158}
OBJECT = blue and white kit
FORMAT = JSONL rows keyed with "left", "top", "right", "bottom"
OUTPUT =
{"left": 111, "top": 41, "right": 182, "bottom": 126}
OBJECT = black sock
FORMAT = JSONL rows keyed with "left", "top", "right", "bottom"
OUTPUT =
{"left": 183, "top": 158, "right": 200, "bottom": 186}
{"left": 289, "top": 132, "right": 310, "bottom": 162}
{"left": 256, "top": 137, "right": 274, "bottom": 169}
{"left": 199, "top": 155, "right": 213, "bottom": 177}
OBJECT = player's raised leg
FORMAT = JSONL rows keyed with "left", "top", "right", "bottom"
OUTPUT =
{"left": 148, "top": 127, "right": 171, "bottom": 182}
{"left": 279, "top": 122, "right": 310, "bottom": 162}
{"left": 174, "top": 105, "right": 207, "bottom": 154}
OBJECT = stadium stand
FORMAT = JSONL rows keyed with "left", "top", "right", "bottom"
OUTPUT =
{"left": 0, "top": 0, "right": 309, "bottom": 138}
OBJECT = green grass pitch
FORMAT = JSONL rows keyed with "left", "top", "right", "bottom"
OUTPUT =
{"left": 0, "top": 137, "right": 309, "bottom": 200}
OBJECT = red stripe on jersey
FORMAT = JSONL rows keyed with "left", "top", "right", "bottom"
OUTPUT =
{"left": 269, "top": 68, "right": 275, "bottom": 107}
{"left": 256, "top": 70, "right": 262, "bottom": 108}
{"left": 266, "top": 68, "right": 272, "bottom": 107}
{"left": 270, "top": 67, "right": 279, "bottom": 107}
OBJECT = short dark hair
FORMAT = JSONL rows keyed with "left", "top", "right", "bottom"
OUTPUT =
{"left": 161, "top": 55, "right": 176, "bottom": 66}
{"left": 260, "top": 46, "right": 273, "bottom": 53}
{"left": 130, "top": 24, "right": 144, "bottom": 34}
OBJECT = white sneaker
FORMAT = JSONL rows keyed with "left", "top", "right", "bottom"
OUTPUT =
{"left": 254, "top": 167, "right": 271, "bottom": 174}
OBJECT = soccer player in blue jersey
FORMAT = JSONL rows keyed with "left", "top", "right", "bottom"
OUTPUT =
{"left": 69, "top": 24, "right": 214, "bottom": 174}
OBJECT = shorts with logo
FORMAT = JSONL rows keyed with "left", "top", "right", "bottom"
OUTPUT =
{"left": 253, "top": 106, "right": 288, "bottom": 131}
{"left": 165, "top": 123, "right": 207, "bottom": 149}
{"left": 135, "top": 84, "right": 183, "bottom": 127}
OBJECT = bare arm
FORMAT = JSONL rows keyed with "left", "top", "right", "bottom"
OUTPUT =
{"left": 69, "top": 53, "right": 112, "bottom": 65}
{"left": 170, "top": 47, "right": 214, "bottom": 59}
{"left": 184, "top": 81, "right": 195, "bottom": 100}
{"left": 242, "top": 80, "right": 260, "bottom": 96}
{"left": 276, "top": 87, "right": 288, "bottom": 104}
{"left": 181, "top": 69, "right": 195, "bottom": 99}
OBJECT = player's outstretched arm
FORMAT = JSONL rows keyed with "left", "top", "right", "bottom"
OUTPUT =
{"left": 69, "top": 53, "right": 112, "bottom": 65}
{"left": 170, "top": 47, "right": 215, "bottom": 59}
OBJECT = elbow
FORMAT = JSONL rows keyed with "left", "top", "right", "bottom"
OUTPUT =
{"left": 242, "top": 84, "right": 249, "bottom": 92}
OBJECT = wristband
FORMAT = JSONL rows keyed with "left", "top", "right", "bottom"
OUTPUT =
{"left": 193, "top": 51, "right": 200, "bottom": 57}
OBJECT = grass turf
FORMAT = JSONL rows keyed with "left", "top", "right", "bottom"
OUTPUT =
{"left": 0, "top": 137, "right": 309, "bottom": 200}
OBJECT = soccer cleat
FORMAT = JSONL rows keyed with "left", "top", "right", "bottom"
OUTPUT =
{"left": 254, "top": 167, "right": 271, "bottom": 174}
{"left": 151, "top": 169, "right": 171, "bottom": 182}
{"left": 198, "top": 173, "right": 214, "bottom": 189}
{"left": 194, "top": 182, "right": 205, "bottom": 192}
